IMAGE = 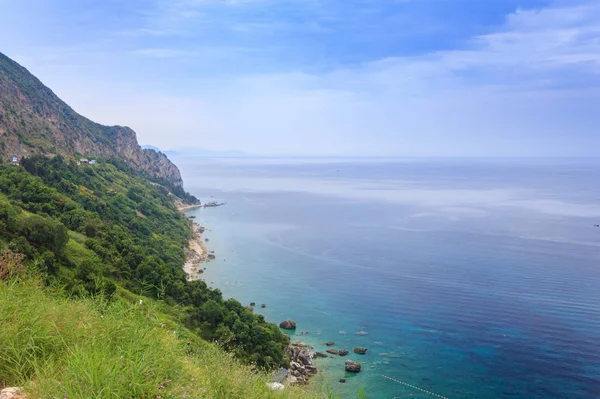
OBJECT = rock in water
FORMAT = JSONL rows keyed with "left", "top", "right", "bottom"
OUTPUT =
{"left": 355, "top": 330, "right": 368, "bottom": 336}
{"left": 345, "top": 360, "right": 362, "bottom": 373}
{"left": 339, "top": 379, "right": 346, "bottom": 383}
{"left": 261, "top": 304, "right": 266, "bottom": 308}
{"left": 326, "top": 341, "right": 335, "bottom": 346}
{"left": 338, "top": 349, "right": 349, "bottom": 356}
{"left": 250, "top": 302, "right": 256, "bottom": 307}
{"left": 280, "top": 319, "right": 297, "bottom": 329}
{"left": 353, "top": 347, "right": 368, "bottom": 354}
{"left": 326, "top": 349, "right": 339, "bottom": 355}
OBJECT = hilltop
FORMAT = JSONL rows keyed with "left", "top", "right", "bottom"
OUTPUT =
{"left": 0, "top": 52, "right": 181, "bottom": 185}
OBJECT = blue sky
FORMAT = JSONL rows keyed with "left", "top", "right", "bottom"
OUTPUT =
{"left": 1, "top": 0, "right": 599, "bottom": 156}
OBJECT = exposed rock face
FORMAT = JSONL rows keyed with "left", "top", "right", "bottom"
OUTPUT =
{"left": 279, "top": 319, "right": 296, "bottom": 329}
{"left": 285, "top": 341, "right": 319, "bottom": 385}
{"left": 345, "top": 360, "right": 362, "bottom": 373}
{"left": 353, "top": 347, "right": 368, "bottom": 354}
{"left": 0, "top": 52, "right": 182, "bottom": 186}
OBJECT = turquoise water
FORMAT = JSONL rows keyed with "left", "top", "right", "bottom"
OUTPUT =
{"left": 176, "top": 157, "right": 600, "bottom": 398}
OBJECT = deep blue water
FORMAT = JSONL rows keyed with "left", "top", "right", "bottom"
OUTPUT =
{"left": 175, "top": 157, "right": 600, "bottom": 399}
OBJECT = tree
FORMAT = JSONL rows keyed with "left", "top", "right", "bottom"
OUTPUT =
{"left": 20, "top": 214, "right": 69, "bottom": 252}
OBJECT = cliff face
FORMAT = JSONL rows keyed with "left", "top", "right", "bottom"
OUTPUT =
{"left": 0, "top": 52, "right": 182, "bottom": 186}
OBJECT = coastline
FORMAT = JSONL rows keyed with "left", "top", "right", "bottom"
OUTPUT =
{"left": 178, "top": 203, "right": 211, "bottom": 281}
{"left": 183, "top": 223, "right": 209, "bottom": 281}
{"left": 176, "top": 202, "right": 328, "bottom": 389}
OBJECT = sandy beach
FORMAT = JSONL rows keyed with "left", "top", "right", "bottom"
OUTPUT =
{"left": 178, "top": 203, "right": 211, "bottom": 281}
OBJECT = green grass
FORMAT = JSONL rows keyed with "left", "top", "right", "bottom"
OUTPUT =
{"left": 0, "top": 277, "right": 337, "bottom": 399}
{"left": 63, "top": 235, "right": 99, "bottom": 265}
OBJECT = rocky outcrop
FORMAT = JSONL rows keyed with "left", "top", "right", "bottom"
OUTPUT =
{"left": 285, "top": 341, "right": 319, "bottom": 385}
{"left": 0, "top": 387, "right": 25, "bottom": 399}
{"left": 0, "top": 52, "right": 182, "bottom": 186}
{"left": 345, "top": 360, "right": 362, "bottom": 373}
{"left": 279, "top": 319, "right": 296, "bottom": 330}
{"left": 353, "top": 347, "right": 368, "bottom": 354}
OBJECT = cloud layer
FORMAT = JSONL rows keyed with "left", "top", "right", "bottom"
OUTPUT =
{"left": 0, "top": 0, "right": 599, "bottom": 155}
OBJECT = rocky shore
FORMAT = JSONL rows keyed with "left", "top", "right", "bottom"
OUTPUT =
{"left": 182, "top": 223, "right": 209, "bottom": 281}
{"left": 284, "top": 341, "right": 319, "bottom": 385}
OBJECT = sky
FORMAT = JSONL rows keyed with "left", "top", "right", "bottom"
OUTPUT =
{"left": 0, "top": 0, "right": 599, "bottom": 156}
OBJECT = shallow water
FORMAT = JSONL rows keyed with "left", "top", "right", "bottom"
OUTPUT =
{"left": 176, "top": 157, "right": 600, "bottom": 399}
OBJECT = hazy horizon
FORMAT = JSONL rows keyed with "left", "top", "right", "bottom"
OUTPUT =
{"left": 2, "top": 0, "right": 599, "bottom": 157}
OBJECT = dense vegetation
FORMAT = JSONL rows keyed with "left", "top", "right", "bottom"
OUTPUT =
{"left": 0, "top": 156, "right": 290, "bottom": 369}
{"left": 0, "top": 268, "right": 331, "bottom": 398}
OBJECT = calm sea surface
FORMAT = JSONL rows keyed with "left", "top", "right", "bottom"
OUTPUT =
{"left": 174, "top": 157, "right": 600, "bottom": 399}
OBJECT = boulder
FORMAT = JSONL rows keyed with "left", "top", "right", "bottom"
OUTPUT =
{"left": 339, "top": 379, "right": 346, "bottom": 383}
{"left": 326, "top": 349, "right": 339, "bottom": 355}
{"left": 279, "top": 319, "right": 297, "bottom": 329}
{"left": 250, "top": 302, "right": 256, "bottom": 307}
{"left": 261, "top": 304, "right": 266, "bottom": 308}
{"left": 345, "top": 360, "right": 362, "bottom": 373}
{"left": 0, "top": 387, "right": 23, "bottom": 399}
{"left": 338, "top": 349, "right": 349, "bottom": 356}
{"left": 353, "top": 347, "right": 368, "bottom": 355}
{"left": 266, "top": 382, "right": 284, "bottom": 391}
{"left": 325, "top": 341, "right": 335, "bottom": 346}
{"left": 297, "top": 352, "right": 312, "bottom": 366}
{"left": 207, "top": 254, "right": 216, "bottom": 260}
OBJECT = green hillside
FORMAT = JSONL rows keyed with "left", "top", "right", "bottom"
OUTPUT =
{"left": 0, "top": 272, "right": 329, "bottom": 399}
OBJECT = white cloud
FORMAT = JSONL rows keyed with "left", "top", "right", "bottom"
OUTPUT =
{"left": 13, "top": 0, "right": 600, "bottom": 156}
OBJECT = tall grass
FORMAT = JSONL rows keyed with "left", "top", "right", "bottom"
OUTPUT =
{"left": 0, "top": 277, "right": 338, "bottom": 398}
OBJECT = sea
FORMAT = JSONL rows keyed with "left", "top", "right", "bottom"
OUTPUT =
{"left": 173, "top": 156, "right": 600, "bottom": 399}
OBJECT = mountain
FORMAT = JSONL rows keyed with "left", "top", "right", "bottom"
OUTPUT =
{"left": 0, "top": 52, "right": 182, "bottom": 185}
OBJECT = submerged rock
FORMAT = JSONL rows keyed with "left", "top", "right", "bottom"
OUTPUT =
{"left": 345, "top": 360, "right": 362, "bottom": 373}
{"left": 355, "top": 331, "right": 368, "bottom": 336}
{"left": 280, "top": 319, "right": 297, "bottom": 329}
{"left": 353, "top": 347, "right": 368, "bottom": 355}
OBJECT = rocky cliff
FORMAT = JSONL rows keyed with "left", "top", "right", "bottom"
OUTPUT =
{"left": 0, "top": 52, "right": 182, "bottom": 185}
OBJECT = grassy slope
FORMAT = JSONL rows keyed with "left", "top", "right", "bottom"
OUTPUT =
{"left": 0, "top": 276, "right": 333, "bottom": 399}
